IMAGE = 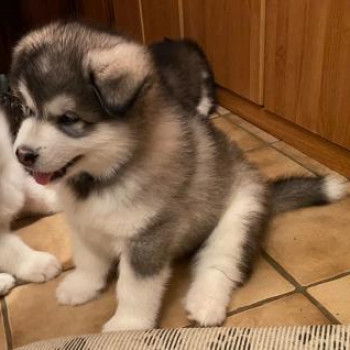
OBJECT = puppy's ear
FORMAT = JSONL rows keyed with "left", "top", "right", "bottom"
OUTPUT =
{"left": 85, "top": 42, "right": 152, "bottom": 116}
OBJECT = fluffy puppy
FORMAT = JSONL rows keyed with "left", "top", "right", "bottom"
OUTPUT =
{"left": 10, "top": 22, "right": 347, "bottom": 330}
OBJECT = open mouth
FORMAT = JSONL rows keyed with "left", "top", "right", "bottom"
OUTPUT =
{"left": 27, "top": 156, "right": 81, "bottom": 185}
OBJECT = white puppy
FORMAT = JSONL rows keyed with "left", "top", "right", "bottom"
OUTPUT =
{"left": 0, "top": 104, "right": 61, "bottom": 295}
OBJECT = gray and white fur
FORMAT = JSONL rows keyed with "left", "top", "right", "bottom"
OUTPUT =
{"left": 10, "top": 22, "right": 348, "bottom": 330}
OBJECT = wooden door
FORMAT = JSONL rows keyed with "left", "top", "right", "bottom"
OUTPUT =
{"left": 183, "top": 0, "right": 265, "bottom": 105}
{"left": 141, "top": 0, "right": 181, "bottom": 44}
{"left": 265, "top": 0, "right": 350, "bottom": 150}
{"left": 112, "top": 0, "right": 143, "bottom": 42}
{"left": 0, "top": 0, "right": 75, "bottom": 73}
{"left": 75, "top": 0, "right": 112, "bottom": 25}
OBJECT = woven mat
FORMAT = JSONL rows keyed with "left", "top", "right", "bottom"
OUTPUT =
{"left": 17, "top": 325, "right": 350, "bottom": 350}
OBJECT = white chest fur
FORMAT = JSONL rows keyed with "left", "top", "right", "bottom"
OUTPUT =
{"left": 59, "top": 182, "right": 158, "bottom": 241}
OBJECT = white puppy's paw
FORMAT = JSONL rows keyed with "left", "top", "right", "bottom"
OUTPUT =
{"left": 185, "top": 288, "right": 227, "bottom": 327}
{"left": 0, "top": 274, "right": 16, "bottom": 295}
{"left": 56, "top": 271, "right": 104, "bottom": 306}
{"left": 102, "top": 314, "right": 154, "bottom": 332}
{"left": 17, "top": 251, "right": 61, "bottom": 283}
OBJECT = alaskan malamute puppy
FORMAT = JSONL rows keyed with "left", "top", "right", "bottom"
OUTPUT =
{"left": 11, "top": 22, "right": 347, "bottom": 331}
{"left": 0, "top": 95, "right": 61, "bottom": 295}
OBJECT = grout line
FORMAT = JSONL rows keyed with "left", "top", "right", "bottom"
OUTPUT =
{"left": 270, "top": 143, "right": 320, "bottom": 177}
{"left": 262, "top": 251, "right": 341, "bottom": 324}
{"left": 220, "top": 114, "right": 278, "bottom": 146}
{"left": 262, "top": 251, "right": 300, "bottom": 288}
{"left": 245, "top": 144, "right": 271, "bottom": 153}
{"left": 304, "top": 291, "right": 341, "bottom": 325}
{"left": 184, "top": 251, "right": 346, "bottom": 328}
{"left": 219, "top": 116, "right": 271, "bottom": 146}
{"left": 184, "top": 290, "right": 296, "bottom": 328}
{"left": 1, "top": 299, "right": 12, "bottom": 350}
{"left": 270, "top": 143, "right": 349, "bottom": 180}
{"left": 306, "top": 270, "right": 350, "bottom": 289}
{"left": 217, "top": 111, "right": 232, "bottom": 117}
{"left": 226, "top": 290, "right": 296, "bottom": 317}
{"left": 212, "top": 114, "right": 270, "bottom": 148}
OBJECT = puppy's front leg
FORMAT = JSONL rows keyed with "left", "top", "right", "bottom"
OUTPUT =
{"left": 0, "top": 273, "right": 15, "bottom": 295}
{"left": 103, "top": 253, "right": 171, "bottom": 331}
{"left": 0, "top": 232, "right": 61, "bottom": 283}
{"left": 56, "top": 230, "right": 113, "bottom": 306}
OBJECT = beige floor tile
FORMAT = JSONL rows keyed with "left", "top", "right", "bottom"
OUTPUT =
{"left": 225, "top": 294, "right": 330, "bottom": 327}
{"left": 308, "top": 275, "right": 350, "bottom": 323}
{"left": 6, "top": 272, "right": 116, "bottom": 348}
{"left": 265, "top": 196, "right": 350, "bottom": 285}
{"left": 0, "top": 306, "right": 7, "bottom": 350}
{"left": 228, "top": 256, "right": 294, "bottom": 311}
{"left": 226, "top": 114, "right": 279, "bottom": 144}
{"left": 213, "top": 117, "right": 265, "bottom": 151}
{"left": 217, "top": 106, "right": 230, "bottom": 115}
{"left": 13, "top": 214, "right": 73, "bottom": 271}
{"left": 6, "top": 262, "right": 191, "bottom": 348}
{"left": 246, "top": 146, "right": 311, "bottom": 179}
{"left": 272, "top": 142, "right": 349, "bottom": 179}
{"left": 160, "top": 261, "right": 191, "bottom": 328}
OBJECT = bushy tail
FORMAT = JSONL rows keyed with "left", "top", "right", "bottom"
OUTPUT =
{"left": 269, "top": 175, "right": 348, "bottom": 215}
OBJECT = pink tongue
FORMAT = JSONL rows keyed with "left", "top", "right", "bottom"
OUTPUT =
{"left": 32, "top": 172, "right": 53, "bottom": 185}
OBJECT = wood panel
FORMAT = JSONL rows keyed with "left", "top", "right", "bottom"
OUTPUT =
{"left": 141, "top": 0, "right": 181, "bottom": 44}
{"left": 112, "top": 0, "right": 143, "bottom": 42}
{"left": 18, "top": 0, "right": 75, "bottom": 26}
{"left": 183, "top": 0, "right": 265, "bottom": 105}
{"left": 0, "top": 2, "right": 21, "bottom": 73}
{"left": 265, "top": 0, "right": 350, "bottom": 150}
{"left": 218, "top": 87, "right": 350, "bottom": 177}
{"left": 0, "top": 0, "right": 75, "bottom": 73}
{"left": 75, "top": 0, "right": 112, "bottom": 25}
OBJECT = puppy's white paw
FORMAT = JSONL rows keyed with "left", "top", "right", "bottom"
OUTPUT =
{"left": 102, "top": 314, "right": 154, "bottom": 332}
{"left": 185, "top": 288, "right": 227, "bottom": 327}
{"left": 56, "top": 271, "right": 104, "bottom": 306}
{"left": 0, "top": 274, "right": 16, "bottom": 295}
{"left": 17, "top": 251, "right": 61, "bottom": 283}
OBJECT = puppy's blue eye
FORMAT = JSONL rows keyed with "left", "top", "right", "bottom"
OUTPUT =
{"left": 58, "top": 114, "right": 79, "bottom": 126}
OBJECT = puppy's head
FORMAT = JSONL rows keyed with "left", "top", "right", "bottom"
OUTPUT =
{"left": 10, "top": 22, "right": 153, "bottom": 185}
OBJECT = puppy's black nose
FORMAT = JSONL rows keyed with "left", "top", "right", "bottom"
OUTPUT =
{"left": 16, "top": 146, "right": 38, "bottom": 166}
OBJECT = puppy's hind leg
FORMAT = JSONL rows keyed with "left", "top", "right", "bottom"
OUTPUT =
{"left": 185, "top": 178, "right": 269, "bottom": 327}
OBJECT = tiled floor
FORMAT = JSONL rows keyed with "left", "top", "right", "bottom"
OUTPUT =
{"left": 1, "top": 109, "right": 349, "bottom": 349}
